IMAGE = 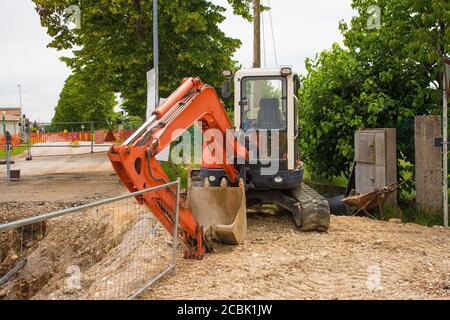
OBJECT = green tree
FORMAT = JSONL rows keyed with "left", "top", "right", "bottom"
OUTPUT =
{"left": 299, "top": 44, "right": 364, "bottom": 177}
{"left": 34, "top": 0, "right": 252, "bottom": 118}
{"left": 300, "top": 0, "right": 449, "bottom": 178}
{"left": 52, "top": 71, "right": 117, "bottom": 128}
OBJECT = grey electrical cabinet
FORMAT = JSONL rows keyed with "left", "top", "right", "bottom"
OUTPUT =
{"left": 354, "top": 128, "right": 397, "bottom": 204}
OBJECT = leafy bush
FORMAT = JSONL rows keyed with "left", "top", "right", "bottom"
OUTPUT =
{"left": 299, "top": 45, "right": 362, "bottom": 178}
{"left": 299, "top": 0, "right": 448, "bottom": 179}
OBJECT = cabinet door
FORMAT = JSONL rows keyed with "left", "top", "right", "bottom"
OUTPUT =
{"left": 355, "top": 132, "right": 376, "bottom": 164}
{"left": 374, "top": 132, "right": 386, "bottom": 166}
{"left": 356, "top": 163, "right": 374, "bottom": 194}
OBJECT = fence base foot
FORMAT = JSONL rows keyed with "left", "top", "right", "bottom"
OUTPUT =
{"left": 0, "top": 161, "right": 15, "bottom": 165}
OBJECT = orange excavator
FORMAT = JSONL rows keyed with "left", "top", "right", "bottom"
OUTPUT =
{"left": 108, "top": 68, "right": 330, "bottom": 259}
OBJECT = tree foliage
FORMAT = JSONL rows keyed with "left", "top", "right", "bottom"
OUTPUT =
{"left": 52, "top": 71, "right": 117, "bottom": 127}
{"left": 33, "top": 0, "right": 252, "bottom": 118}
{"left": 299, "top": 0, "right": 449, "bottom": 178}
{"left": 299, "top": 45, "right": 363, "bottom": 178}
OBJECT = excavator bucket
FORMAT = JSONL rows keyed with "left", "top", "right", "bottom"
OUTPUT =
{"left": 187, "top": 178, "right": 247, "bottom": 246}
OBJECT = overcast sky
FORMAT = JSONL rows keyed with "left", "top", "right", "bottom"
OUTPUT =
{"left": 0, "top": 0, "right": 355, "bottom": 122}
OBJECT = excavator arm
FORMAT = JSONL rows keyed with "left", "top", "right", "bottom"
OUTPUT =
{"left": 108, "top": 77, "right": 246, "bottom": 259}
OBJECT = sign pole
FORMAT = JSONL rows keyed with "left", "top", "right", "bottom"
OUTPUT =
{"left": 153, "top": 0, "right": 159, "bottom": 108}
{"left": 2, "top": 111, "right": 5, "bottom": 135}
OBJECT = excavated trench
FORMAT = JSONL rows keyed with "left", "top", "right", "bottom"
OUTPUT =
{"left": 0, "top": 202, "right": 71, "bottom": 298}
{"left": 0, "top": 201, "right": 171, "bottom": 300}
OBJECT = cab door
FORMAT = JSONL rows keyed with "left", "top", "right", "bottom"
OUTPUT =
{"left": 239, "top": 76, "right": 288, "bottom": 170}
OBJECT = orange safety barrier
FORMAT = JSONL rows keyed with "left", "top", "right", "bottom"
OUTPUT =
{"left": 2, "top": 129, "right": 139, "bottom": 146}
{"left": 25, "top": 129, "right": 138, "bottom": 145}
{"left": 0, "top": 134, "right": 21, "bottom": 146}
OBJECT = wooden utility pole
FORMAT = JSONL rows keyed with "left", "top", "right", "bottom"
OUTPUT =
{"left": 253, "top": 0, "right": 261, "bottom": 68}
{"left": 443, "top": 56, "right": 450, "bottom": 227}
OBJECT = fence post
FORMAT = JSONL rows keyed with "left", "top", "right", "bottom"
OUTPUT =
{"left": 90, "top": 121, "right": 94, "bottom": 154}
{"left": 172, "top": 178, "right": 181, "bottom": 275}
{"left": 5, "top": 131, "right": 11, "bottom": 181}
{"left": 26, "top": 127, "right": 32, "bottom": 161}
{"left": 415, "top": 116, "right": 443, "bottom": 213}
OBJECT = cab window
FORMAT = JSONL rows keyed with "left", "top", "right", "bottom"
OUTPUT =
{"left": 241, "top": 77, "right": 287, "bottom": 131}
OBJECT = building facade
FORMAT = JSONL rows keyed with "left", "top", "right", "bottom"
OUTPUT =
{"left": 1, "top": 107, "right": 22, "bottom": 135}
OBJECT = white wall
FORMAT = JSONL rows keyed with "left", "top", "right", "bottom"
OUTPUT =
{"left": 5, "top": 121, "right": 19, "bottom": 135}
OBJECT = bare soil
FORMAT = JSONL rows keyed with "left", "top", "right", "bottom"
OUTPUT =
{"left": 1, "top": 178, "right": 449, "bottom": 300}
{"left": 0, "top": 173, "right": 124, "bottom": 202}
{"left": 143, "top": 210, "right": 450, "bottom": 300}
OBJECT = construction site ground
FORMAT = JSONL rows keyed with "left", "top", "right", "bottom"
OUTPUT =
{"left": 1, "top": 177, "right": 449, "bottom": 300}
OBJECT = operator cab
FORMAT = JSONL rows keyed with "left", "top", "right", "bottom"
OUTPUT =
{"left": 218, "top": 67, "right": 303, "bottom": 190}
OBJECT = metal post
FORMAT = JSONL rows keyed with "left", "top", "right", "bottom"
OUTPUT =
{"left": 18, "top": 85, "right": 23, "bottom": 140}
{"left": 443, "top": 58, "right": 449, "bottom": 228}
{"left": 18, "top": 85, "right": 23, "bottom": 111}
{"left": 20, "top": 115, "right": 25, "bottom": 144}
{"left": 6, "top": 145, "right": 10, "bottom": 181}
{"left": 153, "top": 0, "right": 160, "bottom": 107}
{"left": 90, "top": 121, "right": 94, "bottom": 153}
{"left": 26, "top": 126, "right": 32, "bottom": 161}
{"left": 1, "top": 111, "right": 5, "bottom": 136}
{"left": 172, "top": 178, "right": 181, "bottom": 275}
{"left": 5, "top": 133, "right": 11, "bottom": 181}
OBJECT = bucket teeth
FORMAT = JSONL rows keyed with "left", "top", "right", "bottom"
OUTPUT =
{"left": 220, "top": 178, "right": 228, "bottom": 188}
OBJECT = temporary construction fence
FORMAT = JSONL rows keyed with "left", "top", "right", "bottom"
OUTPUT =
{"left": 0, "top": 141, "right": 113, "bottom": 180}
{"left": 0, "top": 180, "right": 181, "bottom": 300}
{"left": 0, "top": 120, "right": 143, "bottom": 144}
{"left": 28, "top": 128, "right": 140, "bottom": 145}
{"left": 0, "top": 121, "right": 144, "bottom": 180}
{"left": 0, "top": 129, "right": 137, "bottom": 145}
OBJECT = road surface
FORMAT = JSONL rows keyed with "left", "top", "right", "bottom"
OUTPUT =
{"left": 0, "top": 142, "right": 113, "bottom": 178}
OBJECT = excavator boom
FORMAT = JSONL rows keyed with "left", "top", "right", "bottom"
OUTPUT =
{"left": 108, "top": 77, "right": 246, "bottom": 259}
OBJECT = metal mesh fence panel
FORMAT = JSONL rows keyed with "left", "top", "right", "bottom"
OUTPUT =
{"left": 0, "top": 182, "right": 179, "bottom": 300}
{"left": 0, "top": 143, "right": 113, "bottom": 179}
{"left": 1, "top": 120, "right": 144, "bottom": 180}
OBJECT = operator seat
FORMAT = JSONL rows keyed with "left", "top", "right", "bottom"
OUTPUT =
{"left": 257, "top": 98, "right": 284, "bottom": 130}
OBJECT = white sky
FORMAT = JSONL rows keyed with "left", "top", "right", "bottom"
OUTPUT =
{"left": 0, "top": 0, "right": 355, "bottom": 122}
